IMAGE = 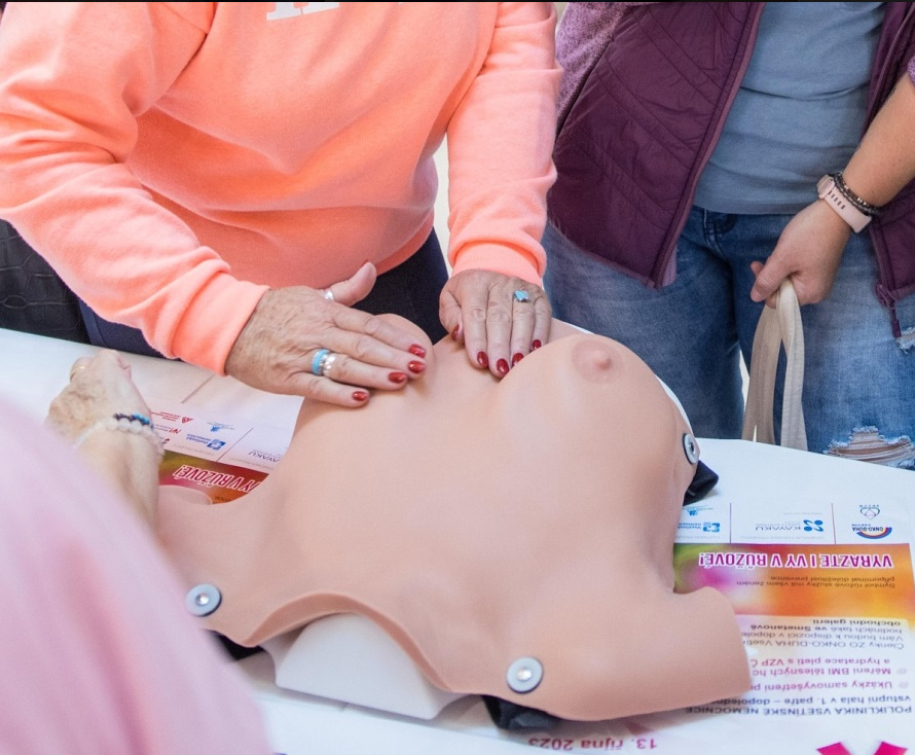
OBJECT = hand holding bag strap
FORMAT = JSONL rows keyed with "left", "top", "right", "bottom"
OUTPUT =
{"left": 741, "top": 278, "right": 807, "bottom": 451}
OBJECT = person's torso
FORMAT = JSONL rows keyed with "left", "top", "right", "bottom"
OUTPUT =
{"left": 129, "top": 1, "right": 498, "bottom": 287}
{"left": 694, "top": 2, "right": 885, "bottom": 215}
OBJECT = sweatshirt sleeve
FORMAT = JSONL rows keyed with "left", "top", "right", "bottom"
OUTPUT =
{"left": 0, "top": 3, "right": 267, "bottom": 373}
{"left": 445, "top": 2, "right": 561, "bottom": 287}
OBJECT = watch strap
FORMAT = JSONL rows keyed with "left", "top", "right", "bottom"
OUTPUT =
{"left": 817, "top": 174, "right": 872, "bottom": 233}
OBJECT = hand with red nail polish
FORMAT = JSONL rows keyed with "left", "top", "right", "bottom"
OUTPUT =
{"left": 225, "top": 264, "right": 430, "bottom": 409}
{"left": 439, "top": 270, "right": 552, "bottom": 379}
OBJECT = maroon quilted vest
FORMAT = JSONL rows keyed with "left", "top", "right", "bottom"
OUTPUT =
{"left": 549, "top": 2, "right": 915, "bottom": 314}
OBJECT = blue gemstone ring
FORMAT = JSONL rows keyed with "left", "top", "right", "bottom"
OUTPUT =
{"left": 311, "top": 348, "right": 331, "bottom": 376}
{"left": 513, "top": 289, "right": 531, "bottom": 303}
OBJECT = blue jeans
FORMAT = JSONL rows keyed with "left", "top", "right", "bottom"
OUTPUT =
{"left": 543, "top": 208, "right": 915, "bottom": 465}
{"left": 80, "top": 230, "right": 449, "bottom": 359}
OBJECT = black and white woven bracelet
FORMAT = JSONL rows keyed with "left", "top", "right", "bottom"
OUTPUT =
{"left": 831, "top": 172, "right": 882, "bottom": 218}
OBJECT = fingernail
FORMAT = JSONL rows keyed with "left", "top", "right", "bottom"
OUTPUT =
{"left": 409, "top": 344, "right": 426, "bottom": 358}
{"left": 511, "top": 352, "right": 524, "bottom": 367}
{"left": 352, "top": 390, "right": 369, "bottom": 402}
{"left": 496, "top": 359, "right": 509, "bottom": 377}
{"left": 476, "top": 351, "right": 489, "bottom": 368}
{"left": 451, "top": 326, "right": 461, "bottom": 341}
{"left": 389, "top": 372, "right": 408, "bottom": 384}
{"left": 531, "top": 339, "right": 542, "bottom": 350}
{"left": 408, "top": 360, "right": 425, "bottom": 374}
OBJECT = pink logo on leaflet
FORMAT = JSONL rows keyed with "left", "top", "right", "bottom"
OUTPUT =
{"left": 818, "top": 742, "right": 907, "bottom": 755}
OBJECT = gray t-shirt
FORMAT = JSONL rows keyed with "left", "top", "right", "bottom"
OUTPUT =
{"left": 693, "top": 2, "right": 884, "bottom": 215}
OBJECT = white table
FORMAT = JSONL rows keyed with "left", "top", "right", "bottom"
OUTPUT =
{"left": 2, "top": 326, "right": 913, "bottom": 754}
{"left": 0, "top": 327, "right": 304, "bottom": 436}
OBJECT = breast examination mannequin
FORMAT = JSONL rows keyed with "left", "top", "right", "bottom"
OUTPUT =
{"left": 156, "top": 317, "right": 752, "bottom": 724}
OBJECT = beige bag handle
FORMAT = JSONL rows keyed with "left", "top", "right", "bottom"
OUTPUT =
{"left": 741, "top": 278, "right": 807, "bottom": 451}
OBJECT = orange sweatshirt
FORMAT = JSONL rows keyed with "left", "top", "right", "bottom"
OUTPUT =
{"left": 0, "top": 2, "right": 558, "bottom": 373}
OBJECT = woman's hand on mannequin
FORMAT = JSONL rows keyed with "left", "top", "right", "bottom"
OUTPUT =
{"left": 47, "top": 350, "right": 160, "bottom": 524}
{"left": 440, "top": 269, "right": 552, "bottom": 378}
{"left": 225, "top": 263, "right": 428, "bottom": 407}
{"left": 749, "top": 199, "right": 850, "bottom": 307}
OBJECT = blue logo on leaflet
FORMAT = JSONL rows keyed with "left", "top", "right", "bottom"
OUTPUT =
{"left": 206, "top": 439, "right": 226, "bottom": 451}
{"left": 803, "top": 519, "right": 824, "bottom": 532}
{"left": 678, "top": 520, "right": 721, "bottom": 533}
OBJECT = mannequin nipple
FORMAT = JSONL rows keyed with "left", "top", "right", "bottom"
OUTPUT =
{"left": 572, "top": 340, "right": 618, "bottom": 384}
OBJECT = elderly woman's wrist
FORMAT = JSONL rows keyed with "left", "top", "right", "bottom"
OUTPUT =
{"left": 76, "top": 416, "right": 162, "bottom": 525}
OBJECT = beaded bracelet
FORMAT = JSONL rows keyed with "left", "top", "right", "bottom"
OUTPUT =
{"left": 831, "top": 172, "right": 882, "bottom": 218}
{"left": 76, "top": 412, "right": 165, "bottom": 458}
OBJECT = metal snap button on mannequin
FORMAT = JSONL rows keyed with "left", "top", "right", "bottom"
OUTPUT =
{"left": 185, "top": 584, "right": 221, "bottom": 617}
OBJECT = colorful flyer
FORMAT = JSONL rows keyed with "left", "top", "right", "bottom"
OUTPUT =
{"left": 151, "top": 402, "right": 289, "bottom": 504}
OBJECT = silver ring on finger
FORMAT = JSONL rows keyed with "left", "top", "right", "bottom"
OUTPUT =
{"left": 513, "top": 289, "right": 531, "bottom": 304}
{"left": 320, "top": 352, "right": 339, "bottom": 380}
{"left": 323, "top": 288, "right": 335, "bottom": 302}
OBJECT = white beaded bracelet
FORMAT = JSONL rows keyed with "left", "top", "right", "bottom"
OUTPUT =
{"left": 76, "top": 413, "right": 165, "bottom": 458}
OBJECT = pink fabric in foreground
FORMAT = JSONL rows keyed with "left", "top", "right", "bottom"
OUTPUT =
{"left": 0, "top": 398, "right": 271, "bottom": 755}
